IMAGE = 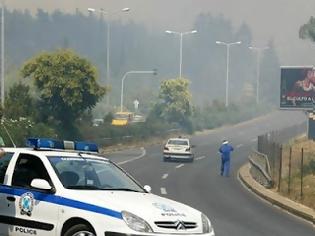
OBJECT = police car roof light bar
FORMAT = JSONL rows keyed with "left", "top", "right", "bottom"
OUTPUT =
{"left": 26, "top": 138, "right": 99, "bottom": 153}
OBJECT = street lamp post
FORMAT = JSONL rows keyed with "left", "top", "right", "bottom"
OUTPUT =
{"left": 165, "top": 30, "right": 197, "bottom": 79}
{"left": 216, "top": 41, "right": 242, "bottom": 107}
{"left": 1, "top": 2, "right": 4, "bottom": 108}
{"left": 120, "top": 70, "right": 157, "bottom": 112}
{"left": 249, "top": 46, "right": 269, "bottom": 104}
{"left": 88, "top": 7, "right": 130, "bottom": 107}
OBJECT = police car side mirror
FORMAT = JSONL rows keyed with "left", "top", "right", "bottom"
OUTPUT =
{"left": 31, "top": 179, "right": 53, "bottom": 192}
{"left": 143, "top": 185, "right": 151, "bottom": 193}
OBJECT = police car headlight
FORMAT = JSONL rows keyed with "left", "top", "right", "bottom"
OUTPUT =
{"left": 122, "top": 211, "right": 153, "bottom": 233}
{"left": 201, "top": 213, "right": 214, "bottom": 234}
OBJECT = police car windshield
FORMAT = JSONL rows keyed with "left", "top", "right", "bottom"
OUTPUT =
{"left": 48, "top": 156, "right": 144, "bottom": 192}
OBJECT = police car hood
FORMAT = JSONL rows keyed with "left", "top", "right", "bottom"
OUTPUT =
{"left": 66, "top": 191, "right": 203, "bottom": 230}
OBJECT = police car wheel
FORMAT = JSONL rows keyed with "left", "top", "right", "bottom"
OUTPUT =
{"left": 64, "top": 224, "right": 95, "bottom": 236}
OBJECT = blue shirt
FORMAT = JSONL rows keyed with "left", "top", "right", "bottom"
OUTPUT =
{"left": 219, "top": 144, "right": 234, "bottom": 161}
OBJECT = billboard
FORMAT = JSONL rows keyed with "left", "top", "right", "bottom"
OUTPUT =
{"left": 280, "top": 66, "right": 315, "bottom": 110}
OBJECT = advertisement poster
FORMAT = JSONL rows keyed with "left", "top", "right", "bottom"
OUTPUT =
{"left": 280, "top": 66, "right": 315, "bottom": 109}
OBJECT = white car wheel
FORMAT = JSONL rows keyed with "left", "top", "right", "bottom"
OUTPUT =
{"left": 64, "top": 224, "right": 95, "bottom": 236}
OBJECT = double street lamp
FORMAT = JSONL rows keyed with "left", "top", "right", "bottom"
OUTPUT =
{"left": 120, "top": 70, "right": 157, "bottom": 112}
{"left": 88, "top": 7, "right": 130, "bottom": 107}
{"left": 249, "top": 46, "right": 269, "bottom": 104}
{"left": 165, "top": 30, "right": 197, "bottom": 79}
{"left": 216, "top": 41, "right": 242, "bottom": 107}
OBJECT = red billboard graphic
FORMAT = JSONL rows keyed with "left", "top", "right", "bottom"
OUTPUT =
{"left": 280, "top": 66, "right": 315, "bottom": 109}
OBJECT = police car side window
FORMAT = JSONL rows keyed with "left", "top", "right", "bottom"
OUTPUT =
{"left": 0, "top": 152, "right": 14, "bottom": 184}
{"left": 12, "top": 154, "right": 51, "bottom": 189}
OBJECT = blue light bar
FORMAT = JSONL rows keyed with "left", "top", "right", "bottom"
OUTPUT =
{"left": 26, "top": 138, "right": 98, "bottom": 153}
{"left": 75, "top": 141, "right": 98, "bottom": 152}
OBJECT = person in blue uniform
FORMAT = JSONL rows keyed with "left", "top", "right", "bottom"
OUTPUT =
{"left": 218, "top": 140, "right": 234, "bottom": 177}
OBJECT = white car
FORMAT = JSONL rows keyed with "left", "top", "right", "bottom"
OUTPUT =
{"left": 163, "top": 138, "right": 195, "bottom": 162}
{"left": 0, "top": 138, "right": 214, "bottom": 236}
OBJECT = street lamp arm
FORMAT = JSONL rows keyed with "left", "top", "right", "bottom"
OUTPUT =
{"left": 88, "top": 7, "right": 130, "bottom": 15}
{"left": 249, "top": 46, "right": 269, "bottom": 51}
{"left": 166, "top": 30, "right": 197, "bottom": 35}
{"left": 182, "top": 30, "right": 197, "bottom": 35}
{"left": 165, "top": 30, "right": 179, "bottom": 35}
{"left": 120, "top": 70, "right": 157, "bottom": 112}
{"left": 216, "top": 41, "right": 242, "bottom": 46}
{"left": 88, "top": 8, "right": 96, "bottom": 13}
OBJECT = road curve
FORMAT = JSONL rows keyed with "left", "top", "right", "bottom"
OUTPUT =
{"left": 107, "top": 110, "right": 314, "bottom": 236}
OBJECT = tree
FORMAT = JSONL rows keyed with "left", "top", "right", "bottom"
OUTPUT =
{"left": 299, "top": 16, "right": 315, "bottom": 41}
{"left": 21, "top": 49, "right": 106, "bottom": 138}
{"left": 260, "top": 40, "right": 281, "bottom": 105}
{"left": 4, "top": 82, "right": 35, "bottom": 119}
{"left": 157, "top": 78, "right": 192, "bottom": 128}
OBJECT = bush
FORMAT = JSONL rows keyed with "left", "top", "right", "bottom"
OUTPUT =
{"left": 305, "top": 159, "right": 315, "bottom": 175}
{"left": 0, "top": 117, "right": 56, "bottom": 147}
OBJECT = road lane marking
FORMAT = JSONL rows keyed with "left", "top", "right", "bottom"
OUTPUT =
{"left": 160, "top": 187, "right": 167, "bottom": 195}
{"left": 162, "top": 174, "right": 168, "bottom": 179}
{"left": 175, "top": 164, "right": 184, "bottom": 169}
{"left": 236, "top": 144, "right": 243, "bottom": 148}
{"left": 117, "top": 147, "right": 146, "bottom": 165}
{"left": 195, "top": 156, "right": 205, "bottom": 161}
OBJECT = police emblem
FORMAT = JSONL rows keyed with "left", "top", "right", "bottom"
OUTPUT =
{"left": 19, "top": 192, "right": 34, "bottom": 216}
{"left": 152, "top": 202, "right": 176, "bottom": 212}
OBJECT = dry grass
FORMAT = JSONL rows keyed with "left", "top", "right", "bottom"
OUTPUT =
{"left": 276, "top": 137, "right": 315, "bottom": 210}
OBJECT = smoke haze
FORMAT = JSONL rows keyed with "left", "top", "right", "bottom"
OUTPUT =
{"left": 7, "top": 0, "right": 315, "bottom": 65}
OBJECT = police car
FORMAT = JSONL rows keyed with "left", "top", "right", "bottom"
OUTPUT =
{"left": 0, "top": 138, "right": 215, "bottom": 236}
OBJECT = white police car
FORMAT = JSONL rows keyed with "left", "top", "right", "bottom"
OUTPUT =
{"left": 0, "top": 138, "right": 215, "bottom": 236}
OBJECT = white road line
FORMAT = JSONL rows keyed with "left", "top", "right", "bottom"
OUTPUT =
{"left": 117, "top": 147, "right": 146, "bottom": 165}
{"left": 175, "top": 164, "right": 185, "bottom": 169}
{"left": 162, "top": 174, "right": 169, "bottom": 179}
{"left": 236, "top": 144, "right": 243, "bottom": 148}
{"left": 251, "top": 138, "right": 257, "bottom": 142}
{"left": 160, "top": 187, "right": 167, "bottom": 195}
{"left": 195, "top": 156, "right": 205, "bottom": 161}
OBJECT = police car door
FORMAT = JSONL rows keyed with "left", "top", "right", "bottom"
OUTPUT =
{"left": 9, "top": 153, "right": 58, "bottom": 236}
{"left": 0, "top": 151, "right": 15, "bottom": 235}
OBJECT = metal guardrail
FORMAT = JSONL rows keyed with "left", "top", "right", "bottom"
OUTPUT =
{"left": 249, "top": 150, "right": 273, "bottom": 188}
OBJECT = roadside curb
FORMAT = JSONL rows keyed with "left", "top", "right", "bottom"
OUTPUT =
{"left": 239, "top": 163, "right": 315, "bottom": 224}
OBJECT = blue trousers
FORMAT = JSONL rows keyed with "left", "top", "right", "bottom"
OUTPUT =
{"left": 220, "top": 159, "right": 230, "bottom": 177}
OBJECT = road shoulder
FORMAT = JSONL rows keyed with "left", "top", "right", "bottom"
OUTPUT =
{"left": 239, "top": 163, "right": 315, "bottom": 224}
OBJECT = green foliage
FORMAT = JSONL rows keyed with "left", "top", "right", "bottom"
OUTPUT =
{"left": 21, "top": 49, "right": 106, "bottom": 138}
{"left": 260, "top": 40, "right": 281, "bottom": 105}
{"left": 191, "top": 100, "right": 270, "bottom": 131}
{"left": 80, "top": 119, "right": 175, "bottom": 147}
{"left": 158, "top": 78, "right": 192, "bottom": 127}
{"left": 0, "top": 118, "right": 55, "bottom": 147}
{"left": 104, "top": 112, "right": 114, "bottom": 124}
{"left": 299, "top": 16, "right": 315, "bottom": 41}
{"left": 3, "top": 9, "right": 282, "bottom": 110}
{"left": 305, "top": 159, "right": 315, "bottom": 175}
{"left": 4, "top": 82, "right": 35, "bottom": 119}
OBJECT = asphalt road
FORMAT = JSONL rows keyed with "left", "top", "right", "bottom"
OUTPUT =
{"left": 107, "top": 110, "right": 315, "bottom": 236}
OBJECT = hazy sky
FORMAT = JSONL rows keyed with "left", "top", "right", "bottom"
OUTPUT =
{"left": 7, "top": 0, "right": 315, "bottom": 65}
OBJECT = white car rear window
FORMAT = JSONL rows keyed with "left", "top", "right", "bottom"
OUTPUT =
{"left": 168, "top": 140, "right": 188, "bottom": 146}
